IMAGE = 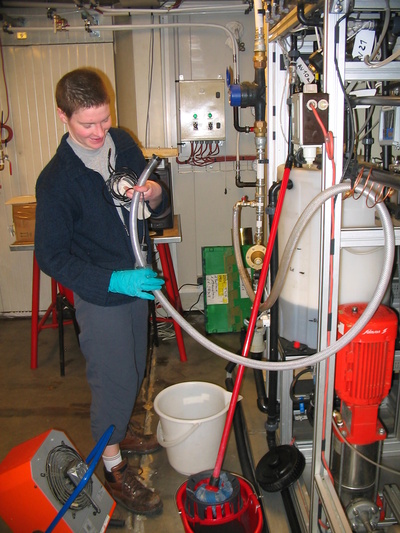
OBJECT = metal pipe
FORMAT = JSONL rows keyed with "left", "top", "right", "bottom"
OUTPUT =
{"left": 3, "top": 21, "right": 239, "bottom": 82}
{"left": 349, "top": 96, "right": 400, "bottom": 107}
{"left": 1, "top": 1, "right": 248, "bottom": 15}
{"left": 252, "top": 0, "right": 267, "bottom": 246}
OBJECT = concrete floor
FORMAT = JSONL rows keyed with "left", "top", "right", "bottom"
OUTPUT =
{"left": 0, "top": 311, "right": 291, "bottom": 533}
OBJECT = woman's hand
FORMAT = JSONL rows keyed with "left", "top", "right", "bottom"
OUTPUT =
{"left": 125, "top": 180, "right": 163, "bottom": 209}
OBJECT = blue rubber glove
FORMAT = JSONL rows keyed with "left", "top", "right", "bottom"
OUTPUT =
{"left": 108, "top": 268, "right": 165, "bottom": 300}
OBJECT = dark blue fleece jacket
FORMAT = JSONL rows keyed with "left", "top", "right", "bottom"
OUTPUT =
{"left": 35, "top": 128, "right": 168, "bottom": 306}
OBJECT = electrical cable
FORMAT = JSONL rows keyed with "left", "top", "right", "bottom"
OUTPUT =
{"left": 279, "top": 68, "right": 290, "bottom": 146}
{"left": 186, "top": 290, "right": 204, "bottom": 314}
{"left": 334, "top": 14, "right": 355, "bottom": 182}
{"left": 309, "top": 103, "right": 334, "bottom": 161}
{"left": 0, "top": 36, "right": 11, "bottom": 126}
{"left": 145, "top": 14, "right": 155, "bottom": 149}
{"left": 369, "top": 0, "right": 391, "bottom": 61}
{"left": 105, "top": 148, "right": 139, "bottom": 204}
{"left": 176, "top": 141, "right": 221, "bottom": 166}
{"left": 154, "top": 321, "right": 176, "bottom": 341}
{"left": 289, "top": 367, "right": 314, "bottom": 402}
{"left": 357, "top": 118, "right": 380, "bottom": 143}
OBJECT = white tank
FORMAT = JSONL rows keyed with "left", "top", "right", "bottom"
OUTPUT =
{"left": 277, "top": 165, "right": 321, "bottom": 349}
{"left": 277, "top": 165, "right": 384, "bottom": 350}
{"left": 340, "top": 194, "right": 386, "bottom": 305}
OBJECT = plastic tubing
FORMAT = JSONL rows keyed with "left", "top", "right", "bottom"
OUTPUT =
{"left": 364, "top": 46, "right": 400, "bottom": 68}
{"left": 369, "top": 0, "right": 391, "bottom": 61}
{"left": 233, "top": 201, "right": 256, "bottom": 300}
{"left": 130, "top": 163, "right": 395, "bottom": 372}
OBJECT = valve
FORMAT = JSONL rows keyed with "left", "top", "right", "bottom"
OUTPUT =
{"left": 245, "top": 244, "right": 266, "bottom": 270}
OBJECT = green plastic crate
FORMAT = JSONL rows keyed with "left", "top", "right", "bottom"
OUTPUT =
{"left": 202, "top": 245, "right": 253, "bottom": 334}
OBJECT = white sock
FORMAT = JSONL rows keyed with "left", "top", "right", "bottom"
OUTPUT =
{"left": 102, "top": 451, "right": 122, "bottom": 472}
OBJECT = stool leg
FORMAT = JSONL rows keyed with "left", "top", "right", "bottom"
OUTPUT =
{"left": 164, "top": 243, "right": 183, "bottom": 313}
{"left": 157, "top": 243, "right": 187, "bottom": 362}
{"left": 57, "top": 294, "right": 65, "bottom": 377}
{"left": 31, "top": 253, "right": 40, "bottom": 369}
{"left": 174, "top": 324, "right": 187, "bottom": 363}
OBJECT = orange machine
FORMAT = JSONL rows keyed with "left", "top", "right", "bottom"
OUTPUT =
{"left": 0, "top": 429, "right": 115, "bottom": 533}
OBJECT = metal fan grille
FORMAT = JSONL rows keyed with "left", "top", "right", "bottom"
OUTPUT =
{"left": 46, "top": 443, "right": 93, "bottom": 510}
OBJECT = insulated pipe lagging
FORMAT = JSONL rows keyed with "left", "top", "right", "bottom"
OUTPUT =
{"left": 130, "top": 167, "right": 395, "bottom": 372}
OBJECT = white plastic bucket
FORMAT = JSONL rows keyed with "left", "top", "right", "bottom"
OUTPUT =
{"left": 154, "top": 381, "right": 235, "bottom": 476}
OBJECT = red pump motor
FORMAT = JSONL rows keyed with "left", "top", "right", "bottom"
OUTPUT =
{"left": 335, "top": 303, "right": 398, "bottom": 445}
{"left": 332, "top": 303, "right": 398, "bottom": 512}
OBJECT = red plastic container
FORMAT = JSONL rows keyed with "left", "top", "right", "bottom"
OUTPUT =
{"left": 176, "top": 473, "right": 263, "bottom": 533}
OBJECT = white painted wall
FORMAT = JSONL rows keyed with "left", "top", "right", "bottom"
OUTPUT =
{"left": 115, "top": 11, "right": 260, "bottom": 309}
{"left": 0, "top": 5, "right": 261, "bottom": 313}
{"left": 0, "top": 9, "right": 115, "bottom": 314}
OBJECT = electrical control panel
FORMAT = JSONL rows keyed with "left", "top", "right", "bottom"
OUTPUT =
{"left": 177, "top": 79, "right": 226, "bottom": 142}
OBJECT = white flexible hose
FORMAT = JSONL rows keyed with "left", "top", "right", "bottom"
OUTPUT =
{"left": 232, "top": 203, "right": 254, "bottom": 298}
{"left": 130, "top": 169, "right": 395, "bottom": 371}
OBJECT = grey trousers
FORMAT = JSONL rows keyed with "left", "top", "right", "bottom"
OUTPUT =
{"left": 74, "top": 295, "right": 149, "bottom": 445}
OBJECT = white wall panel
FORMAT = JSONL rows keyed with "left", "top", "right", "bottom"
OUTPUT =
{"left": 0, "top": 4, "right": 262, "bottom": 314}
{"left": 114, "top": 11, "right": 260, "bottom": 309}
{"left": 0, "top": 42, "right": 115, "bottom": 314}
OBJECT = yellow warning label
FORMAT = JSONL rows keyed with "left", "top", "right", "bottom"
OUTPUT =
{"left": 206, "top": 274, "right": 228, "bottom": 304}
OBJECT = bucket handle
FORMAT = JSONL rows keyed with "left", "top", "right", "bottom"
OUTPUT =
{"left": 157, "top": 421, "right": 200, "bottom": 448}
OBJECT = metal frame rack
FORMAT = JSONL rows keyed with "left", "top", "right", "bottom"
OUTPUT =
{"left": 266, "top": 1, "right": 400, "bottom": 531}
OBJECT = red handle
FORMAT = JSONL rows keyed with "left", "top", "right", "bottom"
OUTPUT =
{"left": 210, "top": 163, "right": 293, "bottom": 482}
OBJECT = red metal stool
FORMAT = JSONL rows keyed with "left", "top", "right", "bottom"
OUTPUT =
{"left": 156, "top": 242, "right": 187, "bottom": 362}
{"left": 31, "top": 252, "right": 79, "bottom": 375}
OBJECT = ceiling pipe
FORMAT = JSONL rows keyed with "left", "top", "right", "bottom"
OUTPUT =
{"left": 1, "top": 21, "right": 239, "bottom": 80}
{"left": 0, "top": 1, "right": 251, "bottom": 16}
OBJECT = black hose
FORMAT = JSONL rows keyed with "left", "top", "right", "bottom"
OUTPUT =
{"left": 254, "top": 67, "right": 266, "bottom": 123}
{"left": 287, "top": 35, "right": 299, "bottom": 155}
{"left": 252, "top": 351, "right": 269, "bottom": 413}
{"left": 281, "top": 488, "right": 302, "bottom": 533}
{"left": 297, "top": 1, "right": 323, "bottom": 28}
{"left": 265, "top": 181, "right": 283, "bottom": 449}
{"left": 226, "top": 376, "right": 257, "bottom": 485}
{"left": 362, "top": 108, "right": 374, "bottom": 162}
{"left": 381, "top": 27, "right": 392, "bottom": 173}
{"left": 233, "top": 106, "right": 252, "bottom": 133}
{"left": 356, "top": 164, "right": 400, "bottom": 190}
{"left": 348, "top": 95, "right": 400, "bottom": 107}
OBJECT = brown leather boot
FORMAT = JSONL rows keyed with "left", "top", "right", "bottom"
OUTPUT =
{"left": 119, "top": 419, "right": 161, "bottom": 454}
{"left": 104, "top": 459, "right": 163, "bottom": 515}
